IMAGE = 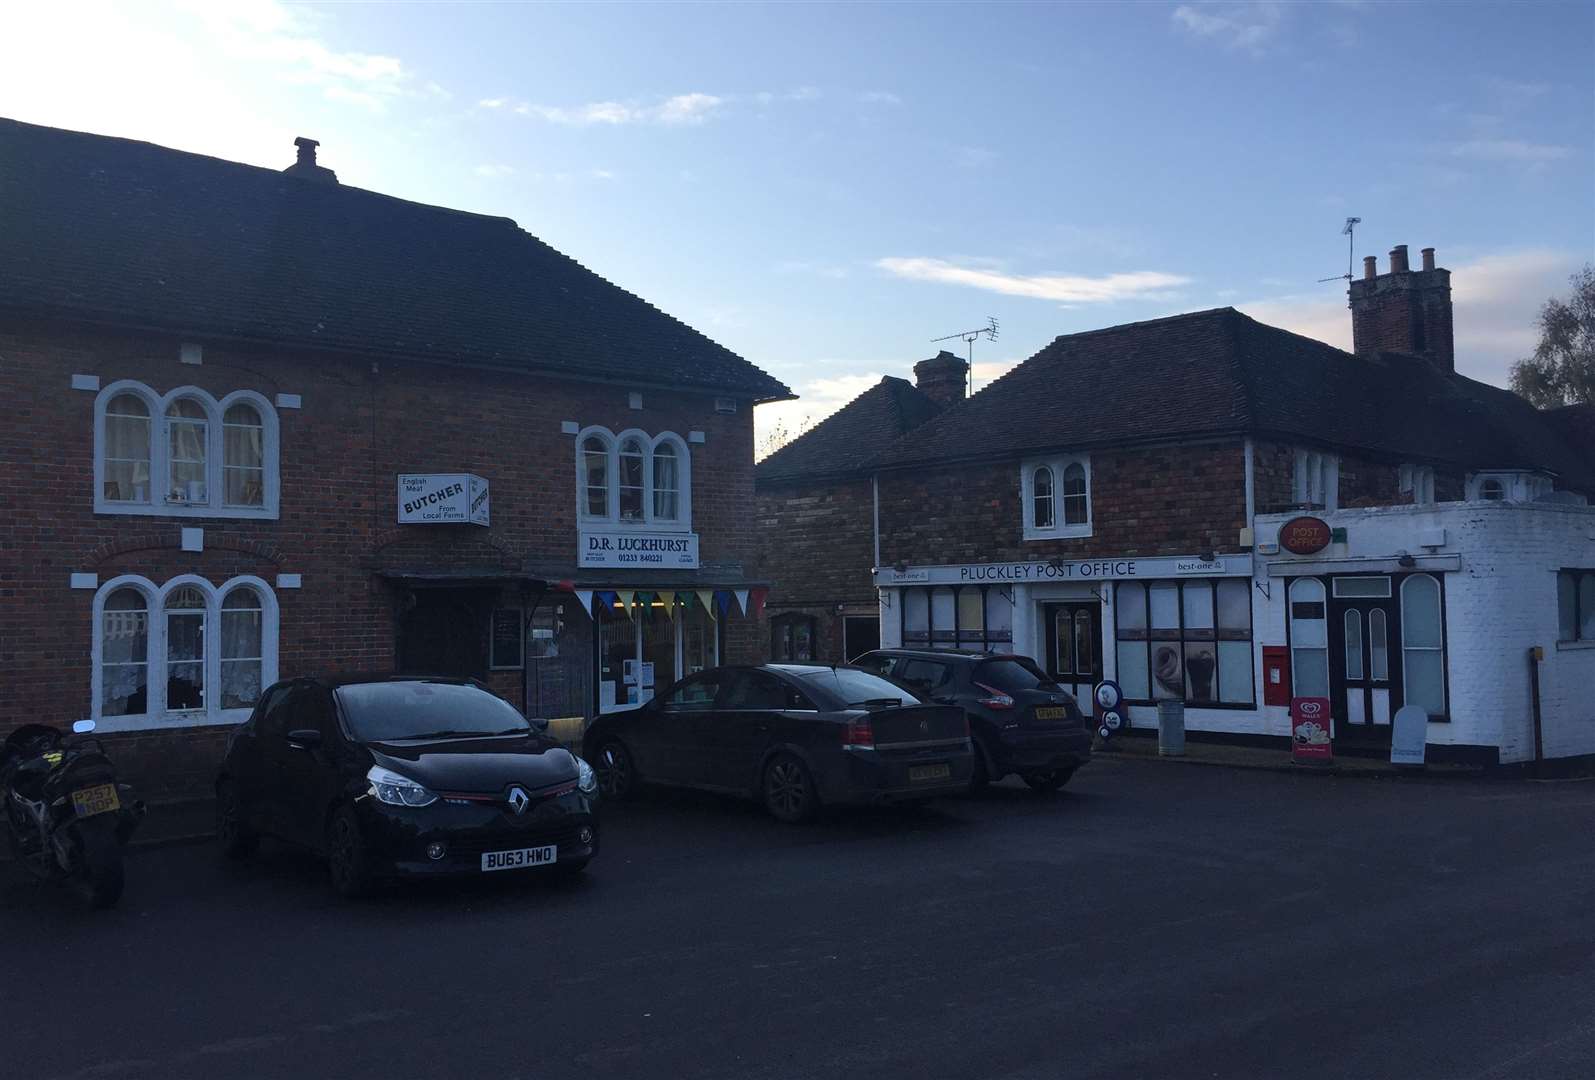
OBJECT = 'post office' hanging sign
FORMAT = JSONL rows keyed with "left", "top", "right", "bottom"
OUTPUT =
{"left": 397, "top": 473, "right": 490, "bottom": 526}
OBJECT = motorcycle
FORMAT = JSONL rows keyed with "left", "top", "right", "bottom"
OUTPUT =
{"left": 2, "top": 720, "right": 144, "bottom": 909}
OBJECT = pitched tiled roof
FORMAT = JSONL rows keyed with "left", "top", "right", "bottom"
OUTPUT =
{"left": 871, "top": 307, "right": 1595, "bottom": 492}
{"left": 0, "top": 118, "right": 791, "bottom": 401}
{"left": 755, "top": 376, "right": 941, "bottom": 483}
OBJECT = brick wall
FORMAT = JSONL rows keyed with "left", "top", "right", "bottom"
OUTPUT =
{"left": 0, "top": 318, "right": 762, "bottom": 795}
{"left": 1253, "top": 440, "right": 1467, "bottom": 514}
{"left": 878, "top": 440, "right": 1250, "bottom": 565}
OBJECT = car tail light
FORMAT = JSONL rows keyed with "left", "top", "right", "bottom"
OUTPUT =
{"left": 842, "top": 717, "right": 875, "bottom": 749}
{"left": 974, "top": 681, "right": 1015, "bottom": 710}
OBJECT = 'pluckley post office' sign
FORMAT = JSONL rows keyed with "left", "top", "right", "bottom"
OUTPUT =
{"left": 397, "top": 473, "right": 490, "bottom": 526}
{"left": 874, "top": 553, "right": 1252, "bottom": 586}
{"left": 580, "top": 529, "right": 700, "bottom": 569}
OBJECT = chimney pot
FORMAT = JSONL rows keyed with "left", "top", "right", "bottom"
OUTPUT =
{"left": 912, "top": 350, "right": 970, "bottom": 406}
{"left": 1363, "top": 256, "right": 1377, "bottom": 281}
{"left": 1421, "top": 247, "right": 1435, "bottom": 271}
{"left": 1390, "top": 245, "right": 1409, "bottom": 274}
{"left": 284, "top": 137, "right": 337, "bottom": 183}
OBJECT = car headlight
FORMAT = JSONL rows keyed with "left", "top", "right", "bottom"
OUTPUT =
{"left": 575, "top": 756, "right": 598, "bottom": 795}
{"left": 366, "top": 765, "right": 438, "bottom": 807}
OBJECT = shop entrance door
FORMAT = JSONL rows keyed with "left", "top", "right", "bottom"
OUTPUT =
{"left": 1327, "top": 577, "right": 1400, "bottom": 746}
{"left": 1042, "top": 602, "right": 1103, "bottom": 716}
{"left": 399, "top": 590, "right": 489, "bottom": 680}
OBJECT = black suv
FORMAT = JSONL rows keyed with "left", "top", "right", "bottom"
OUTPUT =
{"left": 853, "top": 649, "right": 1090, "bottom": 791}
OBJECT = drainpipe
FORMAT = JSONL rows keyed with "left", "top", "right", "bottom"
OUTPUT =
{"left": 872, "top": 473, "right": 881, "bottom": 569}
{"left": 1528, "top": 645, "right": 1544, "bottom": 776}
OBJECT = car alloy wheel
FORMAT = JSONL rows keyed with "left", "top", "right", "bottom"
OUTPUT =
{"left": 216, "top": 780, "right": 258, "bottom": 859}
{"left": 595, "top": 740, "right": 635, "bottom": 799}
{"left": 763, "top": 755, "right": 814, "bottom": 823}
{"left": 326, "top": 808, "right": 369, "bottom": 898}
{"left": 1022, "top": 768, "right": 1076, "bottom": 793}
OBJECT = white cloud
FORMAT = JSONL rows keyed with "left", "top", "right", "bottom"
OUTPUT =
{"left": 953, "top": 145, "right": 997, "bottom": 168}
{"left": 511, "top": 92, "right": 726, "bottom": 126}
{"left": 755, "top": 371, "right": 882, "bottom": 457}
{"left": 591, "top": 168, "right": 617, "bottom": 181}
{"left": 877, "top": 257, "right": 1192, "bottom": 304}
{"left": 859, "top": 90, "right": 902, "bottom": 105}
{"left": 1171, "top": 2, "right": 1284, "bottom": 55}
{"left": 474, "top": 163, "right": 514, "bottom": 178}
{"left": 1235, "top": 247, "right": 1582, "bottom": 387}
{"left": 477, "top": 97, "right": 507, "bottom": 110}
{"left": 1450, "top": 139, "right": 1570, "bottom": 163}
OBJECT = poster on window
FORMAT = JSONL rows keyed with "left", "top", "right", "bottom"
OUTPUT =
{"left": 579, "top": 529, "right": 700, "bottom": 568}
{"left": 397, "top": 473, "right": 490, "bottom": 526}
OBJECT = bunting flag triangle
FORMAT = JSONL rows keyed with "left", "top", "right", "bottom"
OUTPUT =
{"left": 574, "top": 590, "right": 594, "bottom": 617}
{"left": 750, "top": 586, "right": 769, "bottom": 620}
{"left": 596, "top": 590, "right": 617, "bottom": 611}
{"left": 697, "top": 589, "right": 717, "bottom": 619}
{"left": 733, "top": 589, "right": 749, "bottom": 616}
{"left": 616, "top": 589, "right": 635, "bottom": 617}
{"left": 714, "top": 590, "right": 732, "bottom": 617}
{"left": 676, "top": 591, "right": 694, "bottom": 612}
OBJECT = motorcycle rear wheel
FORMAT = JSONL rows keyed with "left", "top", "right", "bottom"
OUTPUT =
{"left": 75, "top": 820, "right": 125, "bottom": 910}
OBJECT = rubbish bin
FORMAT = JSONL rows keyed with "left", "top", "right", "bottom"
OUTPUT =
{"left": 1157, "top": 700, "right": 1185, "bottom": 757}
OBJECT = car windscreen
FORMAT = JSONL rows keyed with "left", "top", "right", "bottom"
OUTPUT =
{"left": 794, "top": 668, "right": 922, "bottom": 709}
{"left": 973, "top": 658, "right": 1061, "bottom": 693}
{"left": 336, "top": 682, "right": 531, "bottom": 742}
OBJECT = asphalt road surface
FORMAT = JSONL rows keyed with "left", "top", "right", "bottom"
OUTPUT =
{"left": 7, "top": 757, "right": 1595, "bottom": 1080}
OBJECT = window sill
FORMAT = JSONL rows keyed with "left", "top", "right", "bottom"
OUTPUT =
{"left": 578, "top": 518, "right": 693, "bottom": 534}
{"left": 1023, "top": 525, "right": 1093, "bottom": 542}
{"left": 94, "top": 501, "right": 278, "bottom": 521}
{"left": 1556, "top": 640, "right": 1595, "bottom": 652}
{"left": 90, "top": 708, "right": 253, "bottom": 734}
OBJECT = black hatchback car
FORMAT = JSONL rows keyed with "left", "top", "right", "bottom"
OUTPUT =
{"left": 581, "top": 664, "right": 971, "bottom": 822}
{"left": 215, "top": 675, "right": 599, "bottom": 896}
{"left": 853, "top": 650, "right": 1090, "bottom": 791}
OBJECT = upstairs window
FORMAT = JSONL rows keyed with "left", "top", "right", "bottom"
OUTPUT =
{"left": 94, "top": 382, "right": 279, "bottom": 518}
{"left": 1560, "top": 570, "right": 1595, "bottom": 643}
{"left": 1479, "top": 477, "right": 1505, "bottom": 501}
{"left": 575, "top": 427, "right": 692, "bottom": 529}
{"left": 1022, "top": 455, "right": 1091, "bottom": 539}
{"left": 1293, "top": 449, "right": 1339, "bottom": 510}
{"left": 1468, "top": 471, "right": 1554, "bottom": 502}
{"left": 1399, "top": 464, "right": 1436, "bottom": 505}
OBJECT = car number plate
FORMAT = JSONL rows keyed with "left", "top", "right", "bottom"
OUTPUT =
{"left": 909, "top": 764, "right": 951, "bottom": 783}
{"left": 72, "top": 783, "right": 120, "bottom": 819}
{"left": 1034, "top": 707, "right": 1067, "bottom": 721}
{"left": 481, "top": 845, "right": 557, "bottom": 872}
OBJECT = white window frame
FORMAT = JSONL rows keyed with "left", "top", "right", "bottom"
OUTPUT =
{"left": 93, "top": 381, "right": 280, "bottom": 519}
{"left": 1293, "top": 449, "right": 1339, "bottom": 510}
{"left": 573, "top": 425, "right": 692, "bottom": 532}
{"left": 1399, "top": 464, "right": 1436, "bottom": 506}
{"left": 90, "top": 574, "right": 280, "bottom": 732}
{"left": 1466, "top": 471, "right": 1554, "bottom": 503}
{"left": 1021, "top": 454, "right": 1092, "bottom": 540}
{"left": 1399, "top": 573, "right": 1448, "bottom": 719}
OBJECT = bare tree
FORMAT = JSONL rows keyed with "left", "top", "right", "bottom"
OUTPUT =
{"left": 1510, "top": 264, "right": 1595, "bottom": 408}
{"left": 756, "top": 414, "right": 814, "bottom": 461}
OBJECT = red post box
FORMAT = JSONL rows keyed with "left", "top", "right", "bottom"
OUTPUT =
{"left": 1262, "top": 646, "right": 1291, "bottom": 706}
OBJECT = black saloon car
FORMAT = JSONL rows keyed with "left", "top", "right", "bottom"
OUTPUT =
{"left": 853, "top": 649, "right": 1090, "bottom": 791}
{"left": 581, "top": 664, "right": 971, "bottom": 822}
{"left": 215, "top": 675, "right": 599, "bottom": 896}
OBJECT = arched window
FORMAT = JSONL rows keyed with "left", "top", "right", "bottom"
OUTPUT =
{"left": 220, "top": 588, "right": 265, "bottom": 709}
{"left": 580, "top": 433, "right": 610, "bottom": 518}
{"left": 1033, "top": 466, "right": 1055, "bottom": 529}
{"left": 1288, "top": 578, "right": 1328, "bottom": 698}
{"left": 165, "top": 399, "right": 209, "bottom": 504}
{"left": 101, "top": 588, "right": 149, "bottom": 716}
{"left": 1062, "top": 462, "right": 1088, "bottom": 525}
{"left": 771, "top": 614, "right": 817, "bottom": 662}
{"left": 618, "top": 436, "right": 646, "bottom": 521}
{"left": 222, "top": 402, "right": 264, "bottom": 507}
{"left": 1478, "top": 477, "right": 1505, "bottom": 501}
{"left": 94, "top": 383, "right": 279, "bottom": 518}
{"left": 103, "top": 394, "right": 152, "bottom": 503}
{"left": 653, "top": 441, "right": 680, "bottom": 521}
{"left": 92, "top": 575, "right": 279, "bottom": 729}
{"left": 165, "top": 585, "right": 208, "bottom": 711}
{"left": 1400, "top": 574, "right": 1446, "bottom": 717}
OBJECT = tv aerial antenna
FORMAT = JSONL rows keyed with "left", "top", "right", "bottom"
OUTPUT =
{"left": 931, "top": 316, "right": 999, "bottom": 397}
{"left": 1318, "top": 217, "right": 1362, "bottom": 283}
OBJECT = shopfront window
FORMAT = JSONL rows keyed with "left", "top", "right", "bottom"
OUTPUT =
{"left": 599, "top": 600, "right": 716, "bottom": 712}
{"left": 684, "top": 604, "right": 717, "bottom": 673}
{"left": 1288, "top": 578, "right": 1329, "bottom": 698}
{"left": 1400, "top": 574, "right": 1446, "bottom": 718}
{"left": 896, "top": 585, "right": 1014, "bottom": 653}
{"left": 1115, "top": 579, "right": 1254, "bottom": 706}
{"left": 771, "top": 614, "right": 816, "bottom": 663}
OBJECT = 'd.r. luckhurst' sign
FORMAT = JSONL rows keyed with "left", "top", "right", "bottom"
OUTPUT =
{"left": 397, "top": 473, "right": 490, "bottom": 526}
{"left": 580, "top": 529, "right": 700, "bottom": 569}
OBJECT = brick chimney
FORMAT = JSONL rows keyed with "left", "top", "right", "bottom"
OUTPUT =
{"left": 283, "top": 137, "right": 339, "bottom": 184}
{"left": 1348, "top": 244, "right": 1453, "bottom": 373}
{"left": 913, "top": 350, "right": 969, "bottom": 406}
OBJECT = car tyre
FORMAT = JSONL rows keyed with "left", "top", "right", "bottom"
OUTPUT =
{"left": 594, "top": 739, "right": 638, "bottom": 800}
{"left": 216, "top": 779, "right": 259, "bottom": 860}
{"left": 762, "top": 753, "right": 817, "bottom": 824}
{"left": 326, "top": 806, "right": 371, "bottom": 899}
{"left": 1022, "top": 767, "right": 1077, "bottom": 793}
{"left": 969, "top": 738, "right": 993, "bottom": 792}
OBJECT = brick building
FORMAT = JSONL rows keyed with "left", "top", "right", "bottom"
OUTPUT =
{"left": 759, "top": 246, "right": 1595, "bottom": 764}
{"left": 0, "top": 119, "right": 790, "bottom": 798}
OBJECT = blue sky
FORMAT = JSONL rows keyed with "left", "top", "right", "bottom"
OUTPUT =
{"left": 5, "top": 1, "right": 1591, "bottom": 445}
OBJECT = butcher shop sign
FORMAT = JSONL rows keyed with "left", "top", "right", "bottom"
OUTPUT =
{"left": 397, "top": 474, "right": 490, "bottom": 526}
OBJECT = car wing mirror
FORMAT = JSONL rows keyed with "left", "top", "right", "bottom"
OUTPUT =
{"left": 286, "top": 728, "right": 322, "bottom": 750}
{"left": 529, "top": 717, "right": 550, "bottom": 733}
